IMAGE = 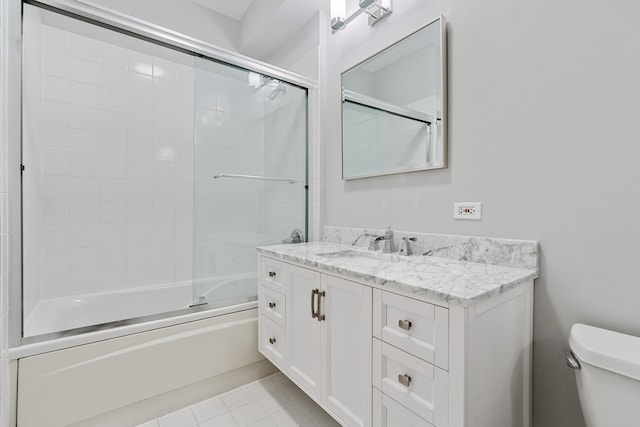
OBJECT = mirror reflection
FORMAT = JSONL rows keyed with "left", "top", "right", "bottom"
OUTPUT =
{"left": 342, "top": 16, "right": 447, "bottom": 180}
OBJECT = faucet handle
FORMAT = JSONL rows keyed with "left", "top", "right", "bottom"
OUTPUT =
{"left": 399, "top": 237, "right": 417, "bottom": 256}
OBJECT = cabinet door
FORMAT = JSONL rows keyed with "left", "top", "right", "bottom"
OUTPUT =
{"left": 286, "top": 264, "right": 322, "bottom": 395}
{"left": 322, "top": 275, "right": 372, "bottom": 427}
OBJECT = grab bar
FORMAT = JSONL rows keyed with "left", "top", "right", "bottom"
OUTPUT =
{"left": 213, "top": 174, "right": 297, "bottom": 184}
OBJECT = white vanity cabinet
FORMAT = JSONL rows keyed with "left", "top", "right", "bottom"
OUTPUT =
{"left": 258, "top": 253, "right": 534, "bottom": 427}
{"left": 259, "top": 258, "right": 373, "bottom": 427}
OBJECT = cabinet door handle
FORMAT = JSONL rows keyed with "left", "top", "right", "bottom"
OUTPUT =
{"left": 398, "top": 319, "right": 412, "bottom": 331}
{"left": 268, "top": 337, "right": 276, "bottom": 345}
{"left": 268, "top": 302, "right": 276, "bottom": 309}
{"left": 398, "top": 374, "right": 412, "bottom": 387}
{"left": 311, "top": 288, "right": 319, "bottom": 319}
{"left": 317, "top": 290, "right": 326, "bottom": 321}
{"left": 268, "top": 271, "right": 276, "bottom": 278}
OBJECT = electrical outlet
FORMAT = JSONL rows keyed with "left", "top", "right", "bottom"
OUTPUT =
{"left": 454, "top": 202, "right": 482, "bottom": 220}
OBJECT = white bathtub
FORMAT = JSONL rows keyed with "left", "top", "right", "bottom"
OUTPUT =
{"left": 11, "top": 273, "right": 274, "bottom": 427}
{"left": 23, "top": 282, "right": 192, "bottom": 337}
{"left": 23, "top": 272, "right": 257, "bottom": 338}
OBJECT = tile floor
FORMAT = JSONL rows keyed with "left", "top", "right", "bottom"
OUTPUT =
{"left": 137, "top": 373, "right": 342, "bottom": 427}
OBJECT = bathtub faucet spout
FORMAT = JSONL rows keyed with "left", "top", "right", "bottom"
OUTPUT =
{"left": 282, "top": 229, "right": 304, "bottom": 244}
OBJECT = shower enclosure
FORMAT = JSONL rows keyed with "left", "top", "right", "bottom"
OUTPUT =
{"left": 20, "top": 2, "right": 308, "bottom": 339}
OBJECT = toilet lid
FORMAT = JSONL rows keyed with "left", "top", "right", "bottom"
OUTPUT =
{"left": 570, "top": 323, "right": 640, "bottom": 381}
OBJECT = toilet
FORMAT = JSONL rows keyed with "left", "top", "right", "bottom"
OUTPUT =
{"left": 567, "top": 323, "right": 640, "bottom": 426}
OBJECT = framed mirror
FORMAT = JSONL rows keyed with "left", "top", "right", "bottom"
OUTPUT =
{"left": 341, "top": 16, "right": 447, "bottom": 180}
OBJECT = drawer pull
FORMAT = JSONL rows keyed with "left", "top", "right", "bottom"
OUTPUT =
{"left": 268, "top": 337, "right": 277, "bottom": 345}
{"left": 311, "top": 288, "right": 319, "bottom": 319}
{"left": 268, "top": 302, "right": 276, "bottom": 309}
{"left": 398, "top": 373, "right": 412, "bottom": 387}
{"left": 317, "top": 290, "right": 326, "bottom": 322}
{"left": 398, "top": 319, "right": 412, "bottom": 331}
{"left": 268, "top": 271, "right": 276, "bottom": 278}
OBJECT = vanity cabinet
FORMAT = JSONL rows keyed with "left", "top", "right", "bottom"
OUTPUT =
{"left": 258, "top": 254, "right": 534, "bottom": 427}
{"left": 259, "top": 259, "right": 372, "bottom": 427}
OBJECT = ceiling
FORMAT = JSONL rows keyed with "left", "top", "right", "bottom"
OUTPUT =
{"left": 190, "top": 0, "right": 256, "bottom": 20}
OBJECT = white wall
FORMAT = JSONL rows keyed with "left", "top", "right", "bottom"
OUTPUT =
{"left": 322, "top": 0, "right": 640, "bottom": 426}
{"left": 265, "top": 14, "right": 320, "bottom": 80}
{"left": 87, "top": 0, "right": 240, "bottom": 51}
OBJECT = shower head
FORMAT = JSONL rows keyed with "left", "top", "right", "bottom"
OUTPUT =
{"left": 269, "top": 85, "right": 287, "bottom": 100}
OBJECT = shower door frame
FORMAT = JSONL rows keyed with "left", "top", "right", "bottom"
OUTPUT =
{"left": 26, "top": 0, "right": 316, "bottom": 89}
{"left": 14, "top": 0, "right": 317, "bottom": 345}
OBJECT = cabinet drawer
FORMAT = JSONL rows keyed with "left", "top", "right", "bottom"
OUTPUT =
{"left": 373, "top": 289, "right": 449, "bottom": 369}
{"left": 373, "top": 339, "right": 448, "bottom": 425}
{"left": 260, "top": 315, "right": 287, "bottom": 368}
{"left": 261, "top": 287, "right": 286, "bottom": 327}
{"left": 373, "top": 388, "right": 433, "bottom": 427}
{"left": 261, "top": 257, "right": 286, "bottom": 293}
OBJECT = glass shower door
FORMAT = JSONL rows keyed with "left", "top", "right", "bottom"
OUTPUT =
{"left": 21, "top": 4, "right": 199, "bottom": 337}
{"left": 193, "top": 58, "right": 307, "bottom": 307}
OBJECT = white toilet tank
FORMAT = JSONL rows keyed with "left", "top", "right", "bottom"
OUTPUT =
{"left": 568, "top": 324, "right": 640, "bottom": 427}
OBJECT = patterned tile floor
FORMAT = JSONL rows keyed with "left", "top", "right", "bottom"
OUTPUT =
{"left": 137, "top": 373, "right": 341, "bottom": 427}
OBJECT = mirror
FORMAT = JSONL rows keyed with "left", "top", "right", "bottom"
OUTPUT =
{"left": 341, "top": 16, "right": 447, "bottom": 180}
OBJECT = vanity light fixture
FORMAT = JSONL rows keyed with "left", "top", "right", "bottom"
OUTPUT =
{"left": 330, "top": 0, "right": 392, "bottom": 33}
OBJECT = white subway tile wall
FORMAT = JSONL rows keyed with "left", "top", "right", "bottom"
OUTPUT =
{"left": 22, "top": 20, "right": 196, "bottom": 308}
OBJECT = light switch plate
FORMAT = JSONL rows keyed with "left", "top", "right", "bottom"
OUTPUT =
{"left": 454, "top": 202, "right": 482, "bottom": 220}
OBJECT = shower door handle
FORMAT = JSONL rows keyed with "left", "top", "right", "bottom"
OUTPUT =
{"left": 311, "top": 289, "right": 319, "bottom": 319}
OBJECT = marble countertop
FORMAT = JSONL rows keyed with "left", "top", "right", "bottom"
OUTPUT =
{"left": 257, "top": 242, "right": 538, "bottom": 306}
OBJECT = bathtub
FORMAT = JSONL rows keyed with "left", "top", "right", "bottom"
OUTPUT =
{"left": 11, "top": 274, "right": 275, "bottom": 427}
{"left": 23, "top": 272, "right": 257, "bottom": 338}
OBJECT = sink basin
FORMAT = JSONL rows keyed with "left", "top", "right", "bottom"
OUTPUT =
{"left": 316, "top": 250, "right": 400, "bottom": 266}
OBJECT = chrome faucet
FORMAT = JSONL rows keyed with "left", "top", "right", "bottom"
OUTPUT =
{"left": 369, "top": 226, "right": 396, "bottom": 253}
{"left": 368, "top": 236, "right": 381, "bottom": 251}
{"left": 399, "top": 237, "right": 417, "bottom": 256}
{"left": 282, "top": 229, "right": 304, "bottom": 244}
